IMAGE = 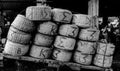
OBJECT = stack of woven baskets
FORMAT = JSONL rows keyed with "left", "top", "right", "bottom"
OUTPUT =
{"left": 94, "top": 42, "right": 115, "bottom": 67}
{"left": 4, "top": 14, "right": 35, "bottom": 56}
{"left": 3, "top": 5, "right": 115, "bottom": 68}
{"left": 52, "top": 9, "right": 79, "bottom": 62}
{"left": 72, "top": 14, "right": 100, "bottom": 65}
{"left": 26, "top": 6, "right": 57, "bottom": 59}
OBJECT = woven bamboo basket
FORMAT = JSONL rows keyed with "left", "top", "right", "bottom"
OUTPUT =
{"left": 53, "top": 48, "right": 72, "bottom": 62}
{"left": 3, "top": 40, "right": 29, "bottom": 56}
{"left": 7, "top": 26, "right": 31, "bottom": 44}
{"left": 26, "top": 6, "right": 51, "bottom": 21}
{"left": 94, "top": 54, "right": 113, "bottom": 68}
{"left": 37, "top": 21, "right": 58, "bottom": 35}
{"left": 30, "top": 45, "right": 52, "bottom": 59}
{"left": 34, "top": 33, "right": 54, "bottom": 47}
{"left": 59, "top": 24, "right": 79, "bottom": 38}
{"left": 52, "top": 8, "right": 72, "bottom": 23}
{"left": 74, "top": 51, "right": 93, "bottom": 65}
{"left": 11, "top": 14, "right": 35, "bottom": 33}
{"left": 54, "top": 35, "right": 76, "bottom": 50}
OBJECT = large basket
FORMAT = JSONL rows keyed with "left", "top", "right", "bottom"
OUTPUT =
{"left": 52, "top": 8, "right": 72, "bottom": 23}
{"left": 11, "top": 14, "right": 35, "bottom": 33}
{"left": 26, "top": 6, "right": 52, "bottom": 21}
{"left": 34, "top": 33, "right": 54, "bottom": 47}
{"left": 53, "top": 48, "right": 72, "bottom": 62}
{"left": 94, "top": 54, "right": 113, "bottom": 68}
{"left": 3, "top": 40, "right": 29, "bottom": 56}
{"left": 79, "top": 28, "right": 100, "bottom": 41}
{"left": 97, "top": 42, "right": 115, "bottom": 56}
{"left": 77, "top": 40, "right": 96, "bottom": 54}
{"left": 59, "top": 24, "right": 79, "bottom": 38}
{"left": 72, "top": 14, "right": 93, "bottom": 28}
{"left": 30, "top": 45, "right": 52, "bottom": 59}
{"left": 37, "top": 21, "right": 58, "bottom": 35}
{"left": 7, "top": 26, "right": 32, "bottom": 44}
{"left": 73, "top": 51, "right": 93, "bottom": 65}
{"left": 54, "top": 35, "right": 76, "bottom": 51}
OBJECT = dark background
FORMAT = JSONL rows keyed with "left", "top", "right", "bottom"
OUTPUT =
{"left": 49, "top": 0, "right": 120, "bottom": 17}
{"left": 0, "top": 0, "right": 120, "bottom": 17}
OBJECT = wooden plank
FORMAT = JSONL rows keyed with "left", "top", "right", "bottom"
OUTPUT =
{"left": 88, "top": 0, "right": 99, "bottom": 29}
{"left": 88, "top": 0, "right": 99, "bottom": 16}
{"left": 3, "top": 53, "right": 105, "bottom": 71}
{"left": 66, "top": 62, "right": 104, "bottom": 71}
{"left": 88, "top": 1, "right": 92, "bottom": 16}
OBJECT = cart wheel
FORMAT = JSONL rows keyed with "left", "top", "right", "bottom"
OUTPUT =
{"left": 105, "top": 68, "right": 113, "bottom": 71}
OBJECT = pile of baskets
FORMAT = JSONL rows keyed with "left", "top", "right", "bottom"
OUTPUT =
{"left": 3, "top": 5, "right": 115, "bottom": 68}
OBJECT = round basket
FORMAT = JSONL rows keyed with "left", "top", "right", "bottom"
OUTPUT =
{"left": 79, "top": 28, "right": 100, "bottom": 41}
{"left": 26, "top": 6, "right": 51, "bottom": 21}
{"left": 72, "top": 14, "right": 93, "bottom": 28}
{"left": 37, "top": 21, "right": 58, "bottom": 35}
{"left": 52, "top": 8, "right": 72, "bottom": 23}
{"left": 54, "top": 36, "right": 76, "bottom": 51}
{"left": 30, "top": 45, "right": 52, "bottom": 59}
{"left": 52, "top": 48, "right": 72, "bottom": 62}
{"left": 59, "top": 24, "right": 79, "bottom": 38}
{"left": 97, "top": 42, "right": 115, "bottom": 56}
{"left": 77, "top": 40, "right": 96, "bottom": 54}
{"left": 34, "top": 33, "right": 54, "bottom": 47}
{"left": 7, "top": 26, "right": 32, "bottom": 44}
{"left": 11, "top": 14, "right": 35, "bottom": 33}
{"left": 3, "top": 40, "right": 29, "bottom": 56}
{"left": 93, "top": 54, "right": 113, "bottom": 68}
{"left": 73, "top": 51, "right": 92, "bottom": 65}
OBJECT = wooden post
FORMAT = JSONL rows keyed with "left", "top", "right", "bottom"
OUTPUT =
{"left": 88, "top": 0, "right": 99, "bottom": 29}
{"left": 88, "top": 0, "right": 99, "bottom": 16}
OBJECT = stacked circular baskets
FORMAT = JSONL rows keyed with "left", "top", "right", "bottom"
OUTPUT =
{"left": 2, "top": 5, "right": 115, "bottom": 69}
{"left": 94, "top": 42, "right": 115, "bottom": 68}
{"left": 26, "top": 6, "right": 58, "bottom": 59}
{"left": 3, "top": 14, "right": 35, "bottom": 56}
{"left": 72, "top": 14, "right": 100, "bottom": 65}
{"left": 51, "top": 8, "right": 79, "bottom": 62}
